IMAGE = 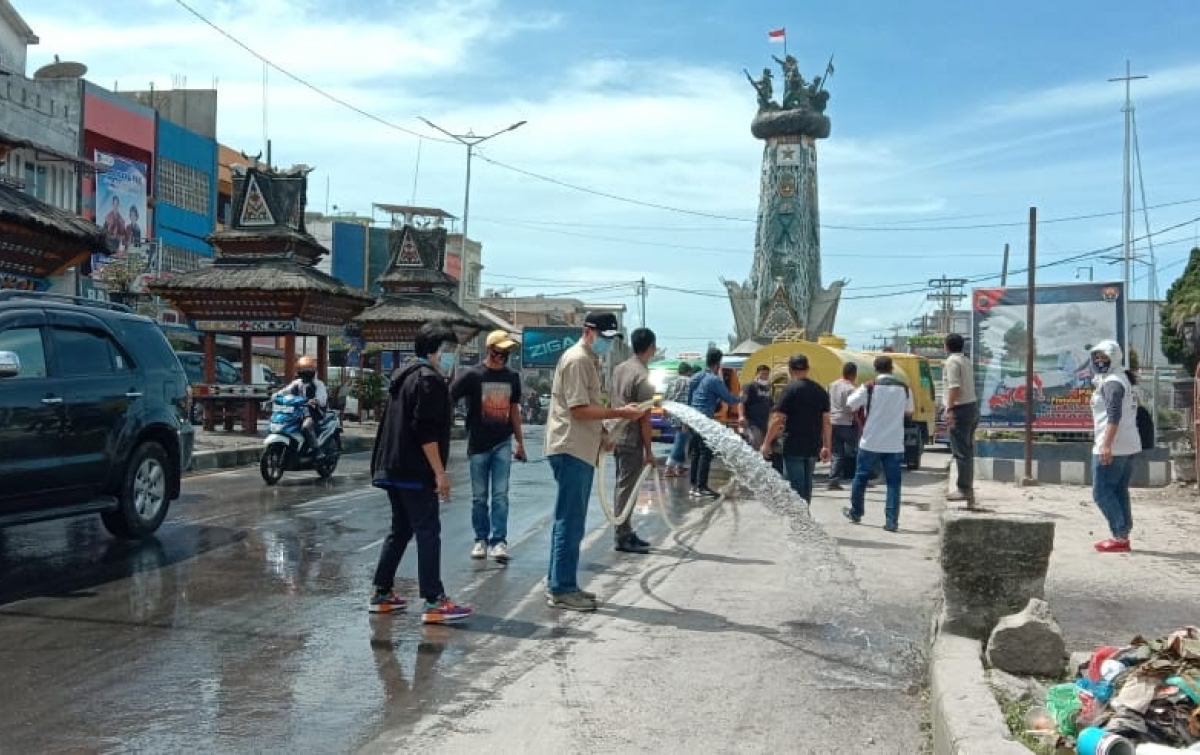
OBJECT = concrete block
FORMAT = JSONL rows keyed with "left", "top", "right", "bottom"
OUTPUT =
{"left": 985, "top": 598, "right": 1066, "bottom": 677}
{"left": 939, "top": 511, "right": 1055, "bottom": 640}
{"left": 930, "top": 635, "right": 1034, "bottom": 755}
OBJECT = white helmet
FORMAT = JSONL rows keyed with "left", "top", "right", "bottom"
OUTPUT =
{"left": 1090, "top": 339, "right": 1124, "bottom": 371}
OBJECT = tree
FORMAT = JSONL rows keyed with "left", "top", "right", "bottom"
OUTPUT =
{"left": 1161, "top": 247, "right": 1200, "bottom": 376}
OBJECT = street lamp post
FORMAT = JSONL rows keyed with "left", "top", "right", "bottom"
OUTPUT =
{"left": 417, "top": 117, "right": 527, "bottom": 308}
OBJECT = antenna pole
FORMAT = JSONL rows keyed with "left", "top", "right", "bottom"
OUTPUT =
{"left": 1109, "top": 59, "right": 1147, "bottom": 351}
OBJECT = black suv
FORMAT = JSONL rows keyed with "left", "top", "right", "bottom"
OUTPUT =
{"left": 0, "top": 292, "right": 194, "bottom": 539}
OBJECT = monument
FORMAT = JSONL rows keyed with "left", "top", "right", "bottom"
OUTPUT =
{"left": 725, "top": 53, "right": 845, "bottom": 349}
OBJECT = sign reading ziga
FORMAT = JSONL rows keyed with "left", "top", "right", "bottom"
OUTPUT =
{"left": 191, "top": 319, "right": 345, "bottom": 337}
{"left": 521, "top": 326, "right": 580, "bottom": 368}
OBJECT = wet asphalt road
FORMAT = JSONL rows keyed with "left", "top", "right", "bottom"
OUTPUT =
{"left": 0, "top": 429, "right": 948, "bottom": 754}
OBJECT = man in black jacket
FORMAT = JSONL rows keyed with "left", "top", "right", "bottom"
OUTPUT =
{"left": 369, "top": 321, "right": 472, "bottom": 624}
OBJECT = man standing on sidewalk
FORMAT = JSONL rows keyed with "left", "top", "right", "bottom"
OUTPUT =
{"left": 844, "top": 355, "right": 914, "bottom": 532}
{"left": 1089, "top": 339, "right": 1141, "bottom": 553}
{"left": 610, "top": 327, "right": 658, "bottom": 555}
{"left": 739, "top": 363, "right": 773, "bottom": 450}
{"left": 664, "top": 362, "right": 694, "bottom": 477}
{"left": 451, "top": 330, "right": 525, "bottom": 565}
{"left": 544, "top": 312, "right": 647, "bottom": 611}
{"left": 688, "top": 348, "right": 742, "bottom": 498}
{"left": 943, "top": 333, "right": 979, "bottom": 508}
{"left": 827, "top": 362, "right": 859, "bottom": 491}
{"left": 368, "top": 321, "right": 471, "bottom": 624}
{"left": 760, "top": 354, "right": 831, "bottom": 503}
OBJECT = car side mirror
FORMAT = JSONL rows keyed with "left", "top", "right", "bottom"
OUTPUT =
{"left": 0, "top": 350, "right": 21, "bottom": 378}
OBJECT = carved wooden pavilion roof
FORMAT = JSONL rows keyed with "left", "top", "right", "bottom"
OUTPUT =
{"left": 0, "top": 182, "right": 107, "bottom": 279}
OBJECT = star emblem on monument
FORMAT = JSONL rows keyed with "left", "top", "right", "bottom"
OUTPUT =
{"left": 781, "top": 147, "right": 796, "bottom": 160}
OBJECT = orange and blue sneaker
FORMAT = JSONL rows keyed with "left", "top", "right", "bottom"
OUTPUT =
{"left": 369, "top": 589, "right": 408, "bottom": 614}
{"left": 421, "top": 595, "right": 472, "bottom": 624}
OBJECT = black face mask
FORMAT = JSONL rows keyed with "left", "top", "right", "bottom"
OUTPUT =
{"left": 298, "top": 370, "right": 316, "bottom": 383}
{"left": 490, "top": 350, "right": 510, "bottom": 365}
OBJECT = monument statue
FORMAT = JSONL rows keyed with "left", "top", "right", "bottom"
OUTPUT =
{"left": 726, "top": 53, "right": 844, "bottom": 346}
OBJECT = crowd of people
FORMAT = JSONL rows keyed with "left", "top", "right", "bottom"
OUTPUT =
{"left": 276, "top": 322, "right": 1139, "bottom": 626}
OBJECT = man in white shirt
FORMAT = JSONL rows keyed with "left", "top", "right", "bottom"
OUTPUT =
{"left": 843, "top": 355, "right": 914, "bottom": 532}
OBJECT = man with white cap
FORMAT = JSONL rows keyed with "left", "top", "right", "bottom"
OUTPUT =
{"left": 451, "top": 330, "right": 526, "bottom": 564}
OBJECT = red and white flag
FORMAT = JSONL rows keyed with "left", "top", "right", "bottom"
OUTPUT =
{"left": 767, "top": 28, "right": 786, "bottom": 43}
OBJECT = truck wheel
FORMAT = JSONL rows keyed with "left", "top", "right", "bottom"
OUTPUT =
{"left": 101, "top": 441, "right": 172, "bottom": 539}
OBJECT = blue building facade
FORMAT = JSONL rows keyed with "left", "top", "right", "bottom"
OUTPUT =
{"left": 153, "top": 117, "right": 217, "bottom": 272}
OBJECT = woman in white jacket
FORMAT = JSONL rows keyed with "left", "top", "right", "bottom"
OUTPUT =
{"left": 1088, "top": 340, "right": 1141, "bottom": 553}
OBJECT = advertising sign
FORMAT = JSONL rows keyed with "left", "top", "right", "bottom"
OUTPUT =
{"left": 521, "top": 326, "right": 581, "bottom": 369}
{"left": 94, "top": 151, "right": 149, "bottom": 254}
{"left": 972, "top": 282, "right": 1125, "bottom": 431}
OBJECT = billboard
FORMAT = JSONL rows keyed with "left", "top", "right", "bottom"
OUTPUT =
{"left": 94, "top": 151, "right": 149, "bottom": 254}
{"left": 973, "top": 282, "right": 1125, "bottom": 431}
{"left": 521, "top": 326, "right": 581, "bottom": 369}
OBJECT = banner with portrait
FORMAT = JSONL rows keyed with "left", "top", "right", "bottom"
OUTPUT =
{"left": 972, "top": 282, "right": 1125, "bottom": 431}
{"left": 94, "top": 151, "right": 148, "bottom": 254}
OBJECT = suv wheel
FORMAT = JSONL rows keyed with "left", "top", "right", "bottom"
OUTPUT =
{"left": 102, "top": 442, "right": 172, "bottom": 539}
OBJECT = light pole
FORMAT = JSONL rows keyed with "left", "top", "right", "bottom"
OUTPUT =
{"left": 418, "top": 117, "right": 527, "bottom": 308}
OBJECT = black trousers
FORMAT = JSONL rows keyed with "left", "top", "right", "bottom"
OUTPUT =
{"left": 372, "top": 487, "right": 445, "bottom": 601}
{"left": 689, "top": 434, "right": 714, "bottom": 489}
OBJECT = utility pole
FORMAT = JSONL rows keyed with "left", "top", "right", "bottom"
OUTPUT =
{"left": 1023, "top": 207, "right": 1038, "bottom": 485}
{"left": 417, "top": 117, "right": 528, "bottom": 308}
{"left": 1001, "top": 243, "right": 1010, "bottom": 287}
{"left": 638, "top": 277, "right": 647, "bottom": 328}
{"left": 927, "top": 276, "right": 968, "bottom": 334}
{"left": 1108, "top": 60, "right": 1147, "bottom": 352}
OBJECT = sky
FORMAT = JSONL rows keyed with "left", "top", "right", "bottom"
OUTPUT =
{"left": 20, "top": 0, "right": 1200, "bottom": 353}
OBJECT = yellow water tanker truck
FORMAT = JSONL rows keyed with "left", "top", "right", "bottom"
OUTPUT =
{"left": 740, "top": 335, "right": 936, "bottom": 469}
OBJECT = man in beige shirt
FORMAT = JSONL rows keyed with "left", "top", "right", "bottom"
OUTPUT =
{"left": 544, "top": 312, "right": 646, "bottom": 612}
{"left": 943, "top": 333, "right": 979, "bottom": 507}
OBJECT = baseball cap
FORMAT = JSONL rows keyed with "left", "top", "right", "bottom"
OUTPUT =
{"left": 583, "top": 311, "right": 620, "bottom": 338}
{"left": 486, "top": 330, "right": 518, "bottom": 352}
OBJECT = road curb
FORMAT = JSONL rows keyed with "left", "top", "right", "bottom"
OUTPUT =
{"left": 930, "top": 634, "right": 1033, "bottom": 755}
{"left": 187, "top": 434, "right": 373, "bottom": 473}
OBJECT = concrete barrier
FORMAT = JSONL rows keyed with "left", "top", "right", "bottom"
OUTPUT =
{"left": 938, "top": 510, "right": 1055, "bottom": 641}
{"left": 930, "top": 634, "right": 1033, "bottom": 755}
{"left": 976, "top": 440, "right": 1170, "bottom": 487}
{"left": 187, "top": 434, "right": 372, "bottom": 472}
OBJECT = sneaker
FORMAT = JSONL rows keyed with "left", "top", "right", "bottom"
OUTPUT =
{"left": 544, "top": 586, "right": 597, "bottom": 600}
{"left": 470, "top": 541, "right": 487, "bottom": 560}
{"left": 1095, "top": 538, "right": 1131, "bottom": 553}
{"left": 614, "top": 535, "right": 650, "bottom": 554}
{"left": 547, "top": 591, "right": 598, "bottom": 612}
{"left": 697, "top": 487, "right": 720, "bottom": 499}
{"left": 630, "top": 533, "right": 652, "bottom": 549}
{"left": 842, "top": 507, "right": 861, "bottom": 524}
{"left": 490, "top": 542, "right": 510, "bottom": 564}
{"left": 422, "top": 596, "right": 472, "bottom": 624}
{"left": 688, "top": 487, "right": 700, "bottom": 497}
{"left": 946, "top": 488, "right": 975, "bottom": 502}
{"left": 827, "top": 481, "right": 843, "bottom": 491}
{"left": 368, "top": 590, "right": 408, "bottom": 614}
{"left": 883, "top": 523, "right": 898, "bottom": 533}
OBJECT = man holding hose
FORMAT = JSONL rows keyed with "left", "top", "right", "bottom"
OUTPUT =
{"left": 610, "top": 327, "right": 659, "bottom": 555}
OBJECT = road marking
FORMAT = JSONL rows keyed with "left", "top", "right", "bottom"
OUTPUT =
{"left": 358, "top": 537, "right": 386, "bottom": 552}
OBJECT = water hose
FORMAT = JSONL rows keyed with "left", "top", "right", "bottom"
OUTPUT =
{"left": 594, "top": 453, "right": 656, "bottom": 526}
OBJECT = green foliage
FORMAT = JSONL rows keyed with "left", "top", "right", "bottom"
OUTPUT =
{"left": 1161, "top": 247, "right": 1200, "bottom": 376}
{"left": 356, "top": 370, "right": 384, "bottom": 410}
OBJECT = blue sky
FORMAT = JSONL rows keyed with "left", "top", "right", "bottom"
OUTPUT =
{"left": 21, "top": 0, "right": 1200, "bottom": 352}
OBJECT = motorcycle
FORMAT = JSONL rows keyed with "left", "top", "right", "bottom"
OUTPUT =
{"left": 260, "top": 394, "right": 342, "bottom": 485}
{"left": 522, "top": 401, "right": 545, "bottom": 425}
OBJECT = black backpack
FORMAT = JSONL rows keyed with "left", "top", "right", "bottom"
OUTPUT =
{"left": 1136, "top": 404, "right": 1154, "bottom": 450}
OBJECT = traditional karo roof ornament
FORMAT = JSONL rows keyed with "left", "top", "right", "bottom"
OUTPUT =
{"left": 239, "top": 173, "right": 275, "bottom": 227}
{"left": 397, "top": 229, "right": 421, "bottom": 266}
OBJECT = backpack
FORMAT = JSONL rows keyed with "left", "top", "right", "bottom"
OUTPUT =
{"left": 1136, "top": 404, "right": 1154, "bottom": 451}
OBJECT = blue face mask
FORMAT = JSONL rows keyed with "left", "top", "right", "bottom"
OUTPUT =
{"left": 592, "top": 337, "right": 613, "bottom": 357}
{"left": 437, "top": 349, "right": 458, "bottom": 374}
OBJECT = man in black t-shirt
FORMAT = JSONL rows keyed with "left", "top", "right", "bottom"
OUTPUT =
{"left": 450, "top": 330, "right": 526, "bottom": 564}
{"left": 739, "top": 363, "right": 773, "bottom": 449}
{"left": 759, "top": 354, "right": 831, "bottom": 503}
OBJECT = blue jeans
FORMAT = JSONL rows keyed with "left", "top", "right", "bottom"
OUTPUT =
{"left": 469, "top": 438, "right": 512, "bottom": 545}
{"left": 1092, "top": 454, "right": 1133, "bottom": 538}
{"left": 668, "top": 426, "right": 691, "bottom": 466}
{"left": 547, "top": 454, "right": 594, "bottom": 595}
{"left": 849, "top": 449, "right": 903, "bottom": 528}
{"left": 782, "top": 456, "right": 817, "bottom": 502}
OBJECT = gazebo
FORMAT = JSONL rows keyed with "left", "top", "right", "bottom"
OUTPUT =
{"left": 151, "top": 164, "right": 373, "bottom": 432}
{"left": 0, "top": 181, "right": 106, "bottom": 290}
{"left": 354, "top": 217, "right": 489, "bottom": 369}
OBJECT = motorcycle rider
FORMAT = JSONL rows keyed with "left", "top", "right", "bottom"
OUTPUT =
{"left": 276, "top": 355, "right": 328, "bottom": 458}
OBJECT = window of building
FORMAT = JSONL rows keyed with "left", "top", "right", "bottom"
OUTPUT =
{"left": 161, "top": 243, "right": 209, "bottom": 274}
{"left": 156, "top": 157, "right": 211, "bottom": 216}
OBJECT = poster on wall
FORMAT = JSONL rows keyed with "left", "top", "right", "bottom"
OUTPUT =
{"left": 521, "top": 326, "right": 581, "bottom": 369}
{"left": 972, "top": 281, "right": 1125, "bottom": 431}
{"left": 94, "top": 151, "right": 148, "bottom": 254}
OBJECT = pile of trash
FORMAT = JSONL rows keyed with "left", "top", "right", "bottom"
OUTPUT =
{"left": 1030, "top": 627, "right": 1200, "bottom": 752}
